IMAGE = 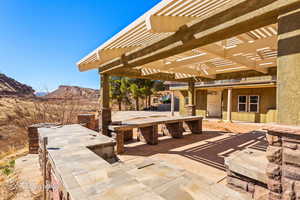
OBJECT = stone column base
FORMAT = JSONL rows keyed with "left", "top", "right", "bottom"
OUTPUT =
{"left": 162, "top": 122, "right": 184, "bottom": 138}
{"left": 185, "top": 105, "right": 196, "bottom": 116}
{"left": 28, "top": 123, "right": 58, "bottom": 154}
{"left": 185, "top": 119, "right": 202, "bottom": 134}
{"left": 115, "top": 131, "right": 124, "bottom": 154}
{"left": 99, "top": 108, "right": 111, "bottom": 136}
{"left": 265, "top": 125, "right": 300, "bottom": 200}
{"left": 28, "top": 126, "right": 39, "bottom": 154}
{"left": 124, "top": 130, "right": 133, "bottom": 142}
{"left": 137, "top": 125, "right": 158, "bottom": 145}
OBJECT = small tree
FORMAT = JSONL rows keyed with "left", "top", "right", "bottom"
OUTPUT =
{"left": 129, "top": 83, "right": 141, "bottom": 110}
{"left": 128, "top": 79, "right": 165, "bottom": 110}
{"left": 110, "top": 77, "right": 129, "bottom": 110}
{"left": 120, "top": 77, "right": 130, "bottom": 108}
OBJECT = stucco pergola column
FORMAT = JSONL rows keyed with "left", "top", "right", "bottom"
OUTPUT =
{"left": 171, "top": 91, "right": 175, "bottom": 116}
{"left": 186, "top": 81, "right": 196, "bottom": 116}
{"left": 99, "top": 73, "right": 111, "bottom": 136}
{"left": 227, "top": 88, "right": 232, "bottom": 122}
{"left": 277, "top": 8, "right": 300, "bottom": 125}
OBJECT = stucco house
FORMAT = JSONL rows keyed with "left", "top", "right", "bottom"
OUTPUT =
{"left": 171, "top": 75, "right": 277, "bottom": 123}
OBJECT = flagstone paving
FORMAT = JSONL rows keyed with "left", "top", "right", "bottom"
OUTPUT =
{"left": 32, "top": 124, "right": 258, "bottom": 200}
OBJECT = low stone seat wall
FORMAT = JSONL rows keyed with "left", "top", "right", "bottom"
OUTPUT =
{"left": 225, "top": 149, "right": 268, "bottom": 195}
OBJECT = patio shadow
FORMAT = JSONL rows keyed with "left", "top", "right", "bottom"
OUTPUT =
{"left": 122, "top": 130, "right": 267, "bottom": 171}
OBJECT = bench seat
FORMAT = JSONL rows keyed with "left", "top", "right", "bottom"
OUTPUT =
{"left": 109, "top": 116, "right": 203, "bottom": 154}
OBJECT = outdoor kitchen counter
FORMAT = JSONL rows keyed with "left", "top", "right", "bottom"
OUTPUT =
{"left": 36, "top": 124, "right": 252, "bottom": 200}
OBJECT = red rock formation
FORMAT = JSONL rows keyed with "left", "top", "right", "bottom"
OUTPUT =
{"left": 0, "top": 73, "right": 34, "bottom": 96}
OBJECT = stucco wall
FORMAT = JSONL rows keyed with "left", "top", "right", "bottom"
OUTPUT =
{"left": 179, "top": 90, "right": 188, "bottom": 116}
{"left": 195, "top": 90, "right": 207, "bottom": 117}
{"left": 222, "top": 87, "right": 277, "bottom": 123}
{"left": 179, "top": 90, "right": 207, "bottom": 117}
{"left": 179, "top": 87, "right": 277, "bottom": 123}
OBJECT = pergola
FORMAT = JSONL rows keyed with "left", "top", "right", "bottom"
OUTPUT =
{"left": 77, "top": 0, "right": 300, "bottom": 134}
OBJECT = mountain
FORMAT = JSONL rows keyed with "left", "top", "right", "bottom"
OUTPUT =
{"left": 0, "top": 73, "right": 35, "bottom": 96}
{"left": 45, "top": 85, "right": 99, "bottom": 100}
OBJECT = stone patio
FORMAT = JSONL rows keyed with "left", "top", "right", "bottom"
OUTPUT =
{"left": 30, "top": 121, "right": 271, "bottom": 200}
{"left": 118, "top": 128, "right": 267, "bottom": 184}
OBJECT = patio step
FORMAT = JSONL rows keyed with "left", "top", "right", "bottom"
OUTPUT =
{"left": 225, "top": 149, "right": 268, "bottom": 184}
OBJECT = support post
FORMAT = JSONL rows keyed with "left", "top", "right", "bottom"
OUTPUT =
{"left": 277, "top": 8, "right": 300, "bottom": 125}
{"left": 115, "top": 131, "right": 124, "bottom": 154}
{"left": 42, "top": 137, "right": 48, "bottom": 200}
{"left": 186, "top": 81, "right": 196, "bottom": 116}
{"left": 171, "top": 91, "right": 175, "bottom": 116}
{"left": 99, "top": 73, "right": 111, "bottom": 136}
{"left": 227, "top": 88, "right": 232, "bottom": 122}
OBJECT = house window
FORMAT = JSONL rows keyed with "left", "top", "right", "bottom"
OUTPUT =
{"left": 184, "top": 96, "right": 189, "bottom": 105}
{"left": 238, "top": 96, "right": 247, "bottom": 112}
{"left": 249, "top": 95, "right": 259, "bottom": 112}
{"left": 237, "top": 95, "right": 260, "bottom": 113}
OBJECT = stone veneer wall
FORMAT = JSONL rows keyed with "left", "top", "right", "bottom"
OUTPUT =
{"left": 28, "top": 125, "right": 39, "bottom": 154}
{"left": 226, "top": 169, "right": 267, "bottom": 197}
{"left": 266, "top": 126, "right": 300, "bottom": 200}
{"left": 30, "top": 124, "right": 117, "bottom": 200}
{"left": 99, "top": 108, "right": 112, "bottom": 136}
{"left": 77, "top": 114, "right": 98, "bottom": 131}
{"left": 28, "top": 123, "right": 59, "bottom": 154}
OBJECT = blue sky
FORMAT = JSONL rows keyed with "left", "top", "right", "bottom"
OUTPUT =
{"left": 0, "top": 0, "right": 161, "bottom": 92}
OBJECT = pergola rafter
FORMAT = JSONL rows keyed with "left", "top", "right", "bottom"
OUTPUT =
{"left": 77, "top": 0, "right": 300, "bottom": 141}
{"left": 77, "top": 0, "right": 299, "bottom": 80}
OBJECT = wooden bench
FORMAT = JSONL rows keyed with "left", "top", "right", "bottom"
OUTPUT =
{"left": 108, "top": 116, "right": 203, "bottom": 154}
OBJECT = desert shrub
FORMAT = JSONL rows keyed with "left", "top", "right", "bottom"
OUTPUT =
{"left": 0, "top": 96, "right": 96, "bottom": 155}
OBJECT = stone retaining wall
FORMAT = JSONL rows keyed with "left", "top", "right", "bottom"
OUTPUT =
{"left": 266, "top": 126, "right": 300, "bottom": 200}
{"left": 226, "top": 169, "right": 267, "bottom": 196}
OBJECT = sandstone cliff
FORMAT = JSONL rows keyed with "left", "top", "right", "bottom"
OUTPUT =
{"left": 0, "top": 73, "right": 34, "bottom": 96}
{"left": 45, "top": 85, "right": 99, "bottom": 100}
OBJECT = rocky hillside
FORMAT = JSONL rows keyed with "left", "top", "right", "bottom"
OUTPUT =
{"left": 45, "top": 85, "right": 99, "bottom": 99}
{"left": 0, "top": 73, "right": 34, "bottom": 96}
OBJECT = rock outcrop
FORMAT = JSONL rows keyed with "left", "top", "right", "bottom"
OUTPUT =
{"left": 0, "top": 73, "right": 35, "bottom": 96}
{"left": 45, "top": 85, "right": 99, "bottom": 100}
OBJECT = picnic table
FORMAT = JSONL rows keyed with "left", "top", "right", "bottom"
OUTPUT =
{"left": 109, "top": 116, "right": 203, "bottom": 153}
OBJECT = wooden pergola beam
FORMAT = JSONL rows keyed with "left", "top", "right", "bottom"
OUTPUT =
{"left": 101, "top": 66, "right": 277, "bottom": 83}
{"left": 225, "top": 35, "right": 277, "bottom": 55}
{"left": 214, "top": 66, "right": 277, "bottom": 80}
{"left": 143, "top": 35, "right": 274, "bottom": 75}
{"left": 99, "top": 0, "right": 300, "bottom": 74}
{"left": 200, "top": 45, "right": 268, "bottom": 74}
{"left": 102, "top": 68, "right": 192, "bottom": 82}
{"left": 79, "top": 47, "right": 137, "bottom": 72}
{"left": 168, "top": 66, "right": 216, "bottom": 79}
{"left": 146, "top": 15, "right": 197, "bottom": 33}
{"left": 155, "top": 53, "right": 215, "bottom": 70}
